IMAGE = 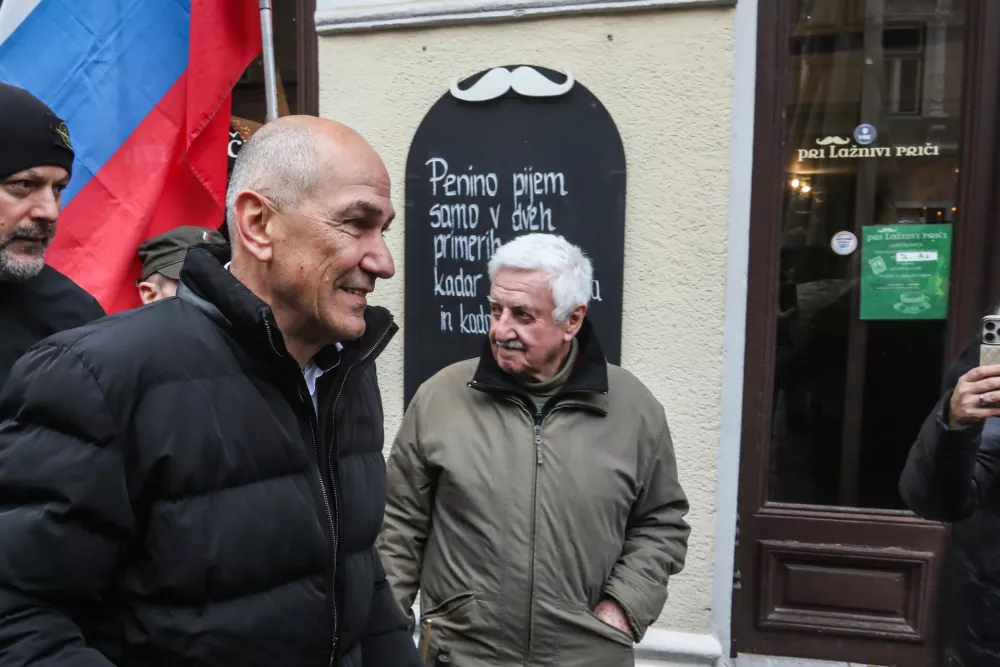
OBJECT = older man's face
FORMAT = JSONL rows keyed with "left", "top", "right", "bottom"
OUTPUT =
{"left": 0, "top": 166, "right": 67, "bottom": 281}
{"left": 267, "top": 142, "right": 396, "bottom": 344}
{"left": 488, "top": 268, "right": 580, "bottom": 382}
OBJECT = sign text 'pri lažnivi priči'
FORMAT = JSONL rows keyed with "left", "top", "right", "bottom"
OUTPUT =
{"left": 798, "top": 136, "right": 941, "bottom": 162}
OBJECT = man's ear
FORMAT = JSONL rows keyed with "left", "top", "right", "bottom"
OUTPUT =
{"left": 232, "top": 190, "right": 275, "bottom": 262}
{"left": 563, "top": 304, "right": 587, "bottom": 341}
{"left": 138, "top": 281, "right": 158, "bottom": 305}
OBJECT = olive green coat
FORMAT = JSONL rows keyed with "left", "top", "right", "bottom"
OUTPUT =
{"left": 378, "top": 325, "right": 690, "bottom": 667}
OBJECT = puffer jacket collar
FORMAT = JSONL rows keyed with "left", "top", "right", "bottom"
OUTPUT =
{"left": 468, "top": 317, "right": 609, "bottom": 415}
{"left": 179, "top": 243, "right": 396, "bottom": 368}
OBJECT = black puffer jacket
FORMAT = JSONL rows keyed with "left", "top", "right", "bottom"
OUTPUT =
{"left": 0, "top": 245, "right": 419, "bottom": 667}
{"left": 899, "top": 337, "right": 1000, "bottom": 667}
{"left": 0, "top": 264, "right": 104, "bottom": 391}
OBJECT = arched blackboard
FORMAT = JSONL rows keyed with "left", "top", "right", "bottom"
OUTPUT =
{"left": 403, "top": 65, "right": 626, "bottom": 407}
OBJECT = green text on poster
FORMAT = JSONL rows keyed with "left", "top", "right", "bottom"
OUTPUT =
{"left": 860, "top": 224, "right": 952, "bottom": 320}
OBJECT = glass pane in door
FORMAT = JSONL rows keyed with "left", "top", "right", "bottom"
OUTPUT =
{"left": 768, "top": 0, "right": 966, "bottom": 508}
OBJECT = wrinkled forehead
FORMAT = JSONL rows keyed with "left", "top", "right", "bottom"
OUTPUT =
{"left": 292, "top": 167, "right": 386, "bottom": 220}
{"left": 489, "top": 269, "right": 554, "bottom": 308}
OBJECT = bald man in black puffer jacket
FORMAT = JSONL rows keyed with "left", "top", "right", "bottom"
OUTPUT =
{"left": 0, "top": 117, "right": 418, "bottom": 667}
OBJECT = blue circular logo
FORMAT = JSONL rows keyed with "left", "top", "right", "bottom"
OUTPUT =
{"left": 854, "top": 124, "right": 877, "bottom": 145}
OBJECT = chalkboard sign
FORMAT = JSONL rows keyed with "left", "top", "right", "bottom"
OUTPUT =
{"left": 403, "top": 65, "right": 626, "bottom": 406}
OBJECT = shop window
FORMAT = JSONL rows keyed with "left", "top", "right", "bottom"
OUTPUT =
{"left": 770, "top": 0, "right": 966, "bottom": 509}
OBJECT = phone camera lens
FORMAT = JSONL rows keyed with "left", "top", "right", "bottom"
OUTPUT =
{"left": 988, "top": 322, "right": 996, "bottom": 332}
{"left": 987, "top": 333, "right": 996, "bottom": 343}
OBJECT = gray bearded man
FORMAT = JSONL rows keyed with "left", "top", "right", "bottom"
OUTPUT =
{"left": 0, "top": 82, "right": 104, "bottom": 392}
{"left": 379, "top": 233, "right": 690, "bottom": 667}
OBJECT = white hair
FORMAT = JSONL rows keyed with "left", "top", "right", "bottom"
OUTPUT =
{"left": 487, "top": 233, "right": 593, "bottom": 322}
{"left": 225, "top": 122, "right": 319, "bottom": 241}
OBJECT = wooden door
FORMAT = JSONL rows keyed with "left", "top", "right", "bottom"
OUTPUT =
{"left": 732, "top": 1, "right": 1000, "bottom": 664}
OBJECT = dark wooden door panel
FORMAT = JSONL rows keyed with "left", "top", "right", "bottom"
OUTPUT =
{"left": 736, "top": 508, "right": 948, "bottom": 665}
{"left": 734, "top": 0, "right": 1000, "bottom": 664}
{"left": 759, "top": 541, "right": 933, "bottom": 641}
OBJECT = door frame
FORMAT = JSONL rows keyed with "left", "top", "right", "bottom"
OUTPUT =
{"left": 296, "top": 0, "right": 320, "bottom": 117}
{"left": 732, "top": 0, "right": 1000, "bottom": 663}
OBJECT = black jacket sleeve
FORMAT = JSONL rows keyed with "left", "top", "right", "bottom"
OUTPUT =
{"left": 0, "top": 344, "right": 133, "bottom": 666}
{"left": 899, "top": 337, "right": 1000, "bottom": 521}
{"left": 359, "top": 549, "right": 421, "bottom": 666}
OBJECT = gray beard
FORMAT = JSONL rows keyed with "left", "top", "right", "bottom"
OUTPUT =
{"left": 0, "top": 246, "right": 46, "bottom": 282}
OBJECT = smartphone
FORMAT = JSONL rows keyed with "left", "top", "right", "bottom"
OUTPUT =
{"left": 981, "top": 315, "right": 1000, "bottom": 365}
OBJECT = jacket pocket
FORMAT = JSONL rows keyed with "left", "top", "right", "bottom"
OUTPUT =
{"left": 580, "top": 609, "right": 635, "bottom": 648}
{"left": 417, "top": 592, "right": 483, "bottom": 662}
{"left": 419, "top": 590, "right": 479, "bottom": 623}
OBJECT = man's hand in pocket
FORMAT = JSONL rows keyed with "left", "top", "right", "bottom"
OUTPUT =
{"left": 594, "top": 599, "right": 633, "bottom": 639}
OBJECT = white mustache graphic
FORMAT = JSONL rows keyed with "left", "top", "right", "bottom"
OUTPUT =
{"left": 815, "top": 136, "right": 852, "bottom": 146}
{"left": 451, "top": 66, "right": 574, "bottom": 103}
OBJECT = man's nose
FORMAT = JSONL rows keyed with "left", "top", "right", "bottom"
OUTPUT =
{"left": 30, "top": 187, "right": 60, "bottom": 223}
{"left": 360, "top": 234, "right": 395, "bottom": 280}
{"left": 493, "top": 310, "right": 517, "bottom": 338}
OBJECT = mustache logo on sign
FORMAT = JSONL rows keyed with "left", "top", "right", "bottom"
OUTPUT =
{"left": 815, "top": 136, "right": 852, "bottom": 146}
{"left": 450, "top": 66, "right": 575, "bottom": 102}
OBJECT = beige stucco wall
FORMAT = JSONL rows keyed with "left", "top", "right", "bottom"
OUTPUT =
{"left": 318, "top": 5, "right": 734, "bottom": 636}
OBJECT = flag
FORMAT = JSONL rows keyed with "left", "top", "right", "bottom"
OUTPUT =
{"left": 0, "top": 0, "right": 261, "bottom": 312}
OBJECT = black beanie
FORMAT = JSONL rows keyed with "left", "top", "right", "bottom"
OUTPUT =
{"left": 0, "top": 82, "right": 75, "bottom": 181}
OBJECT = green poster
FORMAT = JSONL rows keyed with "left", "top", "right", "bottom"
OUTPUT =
{"left": 860, "top": 224, "right": 952, "bottom": 320}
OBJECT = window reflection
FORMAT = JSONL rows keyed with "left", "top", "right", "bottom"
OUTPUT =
{"left": 768, "top": 0, "right": 965, "bottom": 508}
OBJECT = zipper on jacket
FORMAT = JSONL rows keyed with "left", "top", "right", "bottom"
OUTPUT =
{"left": 263, "top": 318, "right": 339, "bottom": 665}
{"left": 526, "top": 410, "right": 543, "bottom": 660}
{"left": 326, "top": 320, "right": 395, "bottom": 662}
{"left": 468, "top": 383, "right": 608, "bottom": 661}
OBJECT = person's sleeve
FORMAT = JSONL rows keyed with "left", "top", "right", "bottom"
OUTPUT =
{"left": 899, "top": 337, "right": 990, "bottom": 521}
{"left": 376, "top": 398, "right": 435, "bottom": 633}
{"left": 898, "top": 390, "right": 985, "bottom": 521}
{"left": 359, "top": 549, "right": 421, "bottom": 665}
{"left": 0, "top": 344, "right": 132, "bottom": 666}
{"left": 84, "top": 294, "right": 106, "bottom": 322}
{"left": 603, "top": 419, "right": 690, "bottom": 641}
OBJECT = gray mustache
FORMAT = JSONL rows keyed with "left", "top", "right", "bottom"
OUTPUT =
{"left": 0, "top": 224, "right": 53, "bottom": 249}
{"left": 497, "top": 340, "right": 526, "bottom": 350}
{"left": 451, "top": 66, "right": 574, "bottom": 103}
{"left": 815, "top": 136, "right": 852, "bottom": 146}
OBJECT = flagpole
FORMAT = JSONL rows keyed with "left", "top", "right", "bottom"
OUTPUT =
{"left": 259, "top": 0, "right": 279, "bottom": 122}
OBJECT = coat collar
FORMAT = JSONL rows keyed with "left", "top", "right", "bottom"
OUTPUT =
{"left": 469, "top": 317, "right": 609, "bottom": 414}
{"left": 179, "top": 244, "right": 396, "bottom": 367}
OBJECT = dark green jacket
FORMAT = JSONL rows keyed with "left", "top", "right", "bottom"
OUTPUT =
{"left": 379, "top": 322, "right": 690, "bottom": 667}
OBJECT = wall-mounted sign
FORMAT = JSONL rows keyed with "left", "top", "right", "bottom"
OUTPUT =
{"left": 831, "top": 230, "right": 858, "bottom": 256}
{"left": 403, "top": 65, "right": 626, "bottom": 406}
{"left": 798, "top": 134, "right": 941, "bottom": 162}
{"left": 860, "top": 224, "right": 952, "bottom": 320}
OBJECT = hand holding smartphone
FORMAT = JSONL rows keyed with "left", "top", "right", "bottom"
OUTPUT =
{"left": 950, "top": 316, "right": 1000, "bottom": 427}
{"left": 982, "top": 315, "right": 1000, "bottom": 365}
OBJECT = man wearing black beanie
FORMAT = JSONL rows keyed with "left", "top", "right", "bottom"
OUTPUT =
{"left": 0, "top": 82, "right": 104, "bottom": 391}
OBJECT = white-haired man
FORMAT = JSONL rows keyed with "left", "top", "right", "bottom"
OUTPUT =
{"left": 0, "top": 116, "right": 420, "bottom": 666}
{"left": 379, "top": 233, "right": 690, "bottom": 667}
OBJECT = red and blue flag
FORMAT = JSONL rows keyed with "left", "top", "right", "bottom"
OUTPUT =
{"left": 0, "top": 0, "right": 260, "bottom": 312}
